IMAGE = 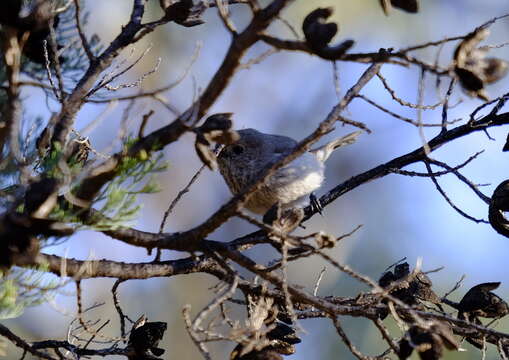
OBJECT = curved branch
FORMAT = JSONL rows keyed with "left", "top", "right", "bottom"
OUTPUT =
{"left": 259, "top": 35, "right": 447, "bottom": 73}
{"left": 31, "top": 340, "right": 129, "bottom": 357}
{"left": 74, "top": 0, "right": 295, "bottom": 202}
{"left": 89, "top": 113, "right": 509, "bottom": 253}
{"left": 51, "top": 0, "right": 146, "bottom": 145}
{"left": 0, "top": 324, "right": 56, "bottom": 360}
{"left": 305, "top": 111, "right": 509, "bottom": 219}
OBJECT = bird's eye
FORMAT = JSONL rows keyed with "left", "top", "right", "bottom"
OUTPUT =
{"left": 232, "top": 144, "right": 244, "bottom": 155}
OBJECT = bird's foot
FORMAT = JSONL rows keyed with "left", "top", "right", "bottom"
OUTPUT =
{"left": 309, "top": 193, "right": 323, "bottom": 216}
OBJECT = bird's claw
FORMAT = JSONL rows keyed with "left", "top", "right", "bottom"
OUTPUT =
{"left": 309, "top": 193, "right": 323, "bottom": 215}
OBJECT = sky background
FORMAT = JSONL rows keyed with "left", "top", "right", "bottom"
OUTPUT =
{"left": 4, "top": 0, "right": 509, "bottom": 359}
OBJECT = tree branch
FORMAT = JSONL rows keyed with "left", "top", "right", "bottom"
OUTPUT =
{"left": 73, "top": 0, "right": 296, "bottom": 202}
{"left": 0, "top": 323, "right": 56, "bottom": 360}
{"left": 306, "top": 111, "right": 509, "bottom": 219}
{"left": 50, "top": 0, "right": 146, "bottom": 145}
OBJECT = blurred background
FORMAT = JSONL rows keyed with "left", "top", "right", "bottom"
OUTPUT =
{"left": 4, "top": 0, "right": 509, "bottom": 358}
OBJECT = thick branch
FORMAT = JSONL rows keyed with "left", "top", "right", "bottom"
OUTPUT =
{"left": 0, "top": 323, "right": 56, "bottom": 360}
{"left": 50, "top": 0, "right": 146, "bottom": 145}
{"left": 76, "top": 113, "right": 509, "bottom": 254}
{"left": 31, "top": 340, "right": 129, "bottom": 357}
{"left": 305, "top": 111, "right": 509, "bottom": 219}
{"left": 0, "top": 27, "right": 23, "bottom": 161}
{"left": 154, "top": 61, "right": 383, "bottom": 252}
{"left": 30, "top": 253, "right": 220, "bottom": 280}
{"left": 74, "top": 0, "right": 294, "bottom": 202}
{"left": 259, "top": 35, "right": 445, "bottom": 72}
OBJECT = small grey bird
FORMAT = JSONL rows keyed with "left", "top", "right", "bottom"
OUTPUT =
{"left": 217, "top": 128, "right": 361, "bottom": 214}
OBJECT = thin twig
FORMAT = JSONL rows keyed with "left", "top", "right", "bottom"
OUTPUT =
{"left": 442, "top": 275, "right": 466, "bottom": 300}
{"left": 0, "top": 324, "right": 56, "bottom": 360}
{"left": 43, "top": 40, "right": 60, "bottom": 101}
{"left": 423, "top": 161, "right": 488, "bottom": 223}
{"left": 138, "top": 109, "right": 154, "bottom": 138}
{"left": 377, "top": 72, "right": 443, "bottom": 110}
{"left": 372, "top": 318, "right": 399, "bottom": 354}
{"left": 441, "top": 78, "right": 456, "bottom": 133}
{"left": 382, "top": 257, "right": 407, "bottom": 274}
{"left": 48, "top": 16, "right": 65, "bottom": 101}
{"left": 357, "top": 94, "right": 460, "bottom": 127}
{"left": 428, "top": 155, "right": 491, "bottom": 204}
{"left": 73, "top": 0, "right": 95, "bottom": 62}
{"left": 331, "top": 316, "right": 372, "bottom": 360}
{"left": 112, "top": 279, "right": 128, "bottom": 339}
{"left": 313, "top": 267, "right": 326, "bottom": 297}
{"left": 215, "top": 0, "right": 237, "bottom": 34}
{"left": 158, "top": 164, "right": 208, "bottom": 233}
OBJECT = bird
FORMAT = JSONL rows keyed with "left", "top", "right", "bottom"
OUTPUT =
{"left": 217, "top": 128, "right": 361, "bottom": 215}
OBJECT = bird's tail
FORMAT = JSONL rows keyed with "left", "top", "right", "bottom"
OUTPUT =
{"left": 310, "top": 130, "right": 362, "bottom": 162}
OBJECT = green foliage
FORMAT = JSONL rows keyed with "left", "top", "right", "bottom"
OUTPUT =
{"left": 37, "top": 141, "right": 63, "bottom": 174}
{"left": 0, "top": 266, "right": 60, "bottom": 319}
{"left": 41, "top": 137, "right": 167, "bottom": 231}
{"left": 89, "top": 152, "right": 167, "bottom": 231}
